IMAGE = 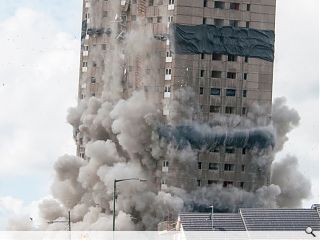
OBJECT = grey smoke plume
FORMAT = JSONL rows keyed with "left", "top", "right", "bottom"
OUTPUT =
{"left": 271, "top": 155, "right": 311, "bottom": 208}
{"left": 7, "top": 2, "right": 311, "bottom": 231}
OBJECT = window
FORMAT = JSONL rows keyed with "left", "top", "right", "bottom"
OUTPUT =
{"left": 148, "top": 0, "right": 153, "bottom": 6}
{"left": 224, "top": 164, "right": 235, "bottom": 171}
{"left": 229, "top": 20, "right": 238, "bottom": 27}
{"left": 91, "top": 77, "right": 96, "bottom": 83}
{"left": 208, "top": 180, "right": 218, "bottom": 185}
{"left": 211, "top": 71, "right": 222, "bottom": 78}
{"left": 212, "top": 148, "right": 220, "bottom": 153}
{"left": 203, "top": 18, "right": 207, "bottom": 24}
{"left": 242, "top": 148, "right": 246, "bottom": 155}
{"left": 241, "top": 165, "right": 245, "bottom": 172}
{"left": 131, "top": 15, "right": 136, "bottom": 21}
{"left": 242, "top": 90, "right": 247, "bottom": 97}
{"left": 204, "top": 0, "right": 208, "bottom": 7}
{"left": 228, "top": 72, "right": 238, "bottom": 81}
{"left": 209, "top": 163, "right": 219, "bottom": 170}
{"left": 243, "top": 73, "right": 248, "bottom": 80}
{"left": 169, "top": 0, "right": 174, "bottom": 4}
{"left": 165, "top": 68, "right": 172, "bottom": 75}
{"left": 225, "top": 148, "right": 235, "bottom": 154}
{"left": 225, "top": 106, "right": 234, "bottom": 114}
{"left": 82, "top": 62, "right": 88, "bottom": 67}
{"left": 227, "top": 72, "right": 236, "bottom": 79}
{"left": 242, "top": 107, "right": 246, "bottom": 115}
{"left": 230, "top": 3, "right": 240, "bottom": 10}
{"left": 164, "top": 86, "right": 171, "bottom": 92}
{"left": 240, "top": 182, "right": 244, "bottom": 188}
{"left": 102, "top": 44, "right": 107, "bottom": 50}
{"left": 157, "top": 16, "right": 162, "bottom": 23}
{"left": 214, "top": 1, "right": 225, "bottom": 9}
{"left": 223, "top": 181, "right": 233, "bottom": 187}
{"left": 166, "top": 51, "right": 172, "bottom": 57}
{"left": 163, "top": 160, "right": 169, "bottom": 167}
{"left": 103, "top": 11, "right": 108, "bottom": 17}
{"left": 147, "top": 17, "right": 153, "bottom": 23}
{"left": 200, "top": 53, "right": 205, "bottom": 59}
{"left": 245, "top": 56, "right": 249, "bottom": 62}
{"left": 91, "top": 92, "right": 96, "bottom": 97}
{"left": 210, "top": 88, "right": 221, "bottom": 96}
{"left": 226, "top": 89, "right": 236, "bottom": 96}
{"left": 247, "top": 4, "right": 251, "bottom": 11}
{"left": 84, "top": 45, "right": 89, "bottom": 51}
{"left": 212, "top": 53, "right": 222, "bottom": 60}
{"left": 210, "top": 105, "right": 220, "bottom": 113}
{"left": 200, "top": 70, "right": 205, "bottom": 77}
{"left": 198, "top": 162, "right": 202, "bottom": 169}
{"left": 246, "top": 21, "right": 250, "bottom": 28}
{"left": 168, "top": 16, "right": 173, "bottom": 22}
{"left": 228, "top": 55, "right": 237, "bottom": 62}
{"left": 161, "top": 178, "right": 166, "bottom": 185}
{"left": 132, "top": 0, "right": 137, "bottom": 3}
{"left": 214, "top": 19, "right": 224, "bottom": 26}
{"left": 200, "top": 87, "right": 204, "bottom": 95}
{"left": 197, "top": 179, "right": 202, "bottom": 187}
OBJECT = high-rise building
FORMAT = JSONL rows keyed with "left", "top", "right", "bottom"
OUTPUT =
{"left": 76, "top": 0, "right": 276, "bottom": 193}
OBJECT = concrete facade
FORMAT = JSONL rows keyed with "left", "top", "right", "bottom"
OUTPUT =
{"left": 76, "top": 0, "right": 276, "bottom": 193}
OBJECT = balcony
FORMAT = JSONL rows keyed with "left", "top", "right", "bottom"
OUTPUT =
{"left": 82, "top": 67, "right": 88, "bottom": 72}
{"left": 168, "top": 4, "right": 174, "bottom": 10}
{"left": 164, "top": 92, "right": 171, "bottom": 98}
{"left": 162, "top": 166, "right": 169, "bottom": 172}
{"left": 166, "top": 56, "right": 172, "bottom": 63}
{"left": 83, "top": 51, "right": 89, "bottom": 56}
{"left": 161, "top": 184, "right": 168, "bottom": 190}
{"left": 85, "top": 2, "right": 90, "bottom": 8}
{"left": 165, "top": 74, "right": 172, "bottom": 80}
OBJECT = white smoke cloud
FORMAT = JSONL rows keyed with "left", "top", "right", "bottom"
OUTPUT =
{"left": 271, "top": 155, "right": 312, "bottom": 207}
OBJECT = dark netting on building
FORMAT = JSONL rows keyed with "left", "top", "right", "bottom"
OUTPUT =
{"left": 157, "top": 125, "right": 275, "bottom": 151}
{"left": 169, "top": 24, "right": 275, "bottom": 62}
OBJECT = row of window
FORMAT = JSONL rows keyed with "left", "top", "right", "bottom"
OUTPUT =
{"left": 203, "top": 18, "right": 251, "bottom": 28}
{"left": 200, "top": 71, "right": 248, "bottom": 80}
{"left": 198, "top": 162, "right": 245, "bottom": 172}
{"left": 135, "top": 0, "right": 174, "bottom": 6}
{"left": 201, "top": 54, "right": 249, "bottom": 62}
{"left": 203, "top": 106, "right": 246, "bottom": 115}
{"left": 165, "top": 69, "right": 247, "bottom": 80}
{"left": 197, "top": 179, "right": 245, "bottom": 188}
{"left": 204, "top": 1, "right": 250, "bottom": 11}
{"left": 140, "top": 0, "right": 249, "bottom": 10}
{"left": 199, "top": 87, "right": 247, "bottom": 97}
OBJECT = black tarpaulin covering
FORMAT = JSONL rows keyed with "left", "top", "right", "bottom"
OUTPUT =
{"left": 169, "top": 24, "right": 275, "bottom": 62}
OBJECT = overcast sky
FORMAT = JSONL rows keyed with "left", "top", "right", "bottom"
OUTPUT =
{"left": 0, "top": 0, "right": 318, "bottom": 227}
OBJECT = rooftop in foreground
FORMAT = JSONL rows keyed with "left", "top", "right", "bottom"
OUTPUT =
{"left": 178, "top": 204, "right": 320, "bottom": 231}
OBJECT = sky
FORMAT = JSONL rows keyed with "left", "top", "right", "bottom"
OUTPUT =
{"left": 0, "top": 0, "right": 319, "bottom": 228}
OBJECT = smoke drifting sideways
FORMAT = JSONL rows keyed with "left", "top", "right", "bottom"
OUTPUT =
{"left": 157, "top": 125, "right": 275, "bottom": 151}
{"left": 7, "top": 4, "right": 312, "bottom": 232}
